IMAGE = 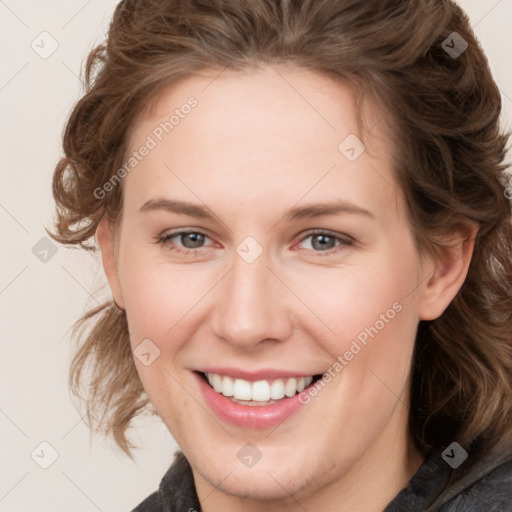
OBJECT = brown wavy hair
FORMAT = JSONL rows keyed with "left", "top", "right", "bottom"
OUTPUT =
{"left": 49, "top": 0, "right": 512, "bottom": 464}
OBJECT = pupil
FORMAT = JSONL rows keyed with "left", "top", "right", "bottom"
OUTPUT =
{"left": 312, "top": 234, "right": 334, "bottom": 251}
{"left": 182, "top": 233, "right": 205, "bottom": 248}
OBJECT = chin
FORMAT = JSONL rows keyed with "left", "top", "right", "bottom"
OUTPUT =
{"left": 197, "top": 454, "right": 319, "bottom": 502}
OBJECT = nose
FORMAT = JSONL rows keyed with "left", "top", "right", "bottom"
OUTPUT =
{"left": 210, "top": 248, "right": 293, "bottom": 349}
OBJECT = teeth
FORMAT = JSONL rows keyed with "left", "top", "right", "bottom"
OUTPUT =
{"left": 211, "top": 373, "right": 222, "bottom": 393}
{"left": 233, "top": 379, "right": 252, "bottom": 400}
{"left": 270, "top": 379, "right": 285, "bottom": 400}
{"left": 222, "top": 376, "right": 234, "bottom": 396}
{"left": 297, "top": 377, "right": 306, "bottom": 392}
{"left": 205, "top": 373, "right": 314, "bottom": 402}
{"left": 231, "top": 397, "right": 276, "bottom": 406}
{"left": 252, "top": 380, "right": 271, "bottom": 401}
{"left": 284, "top": 377, "right": 297, "bottom": 397}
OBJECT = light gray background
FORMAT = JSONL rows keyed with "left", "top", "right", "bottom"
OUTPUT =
{"left": 1, "top": 1, "right": 511, "bottom": 511}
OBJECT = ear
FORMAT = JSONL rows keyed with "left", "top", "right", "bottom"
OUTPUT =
{"left": 418, "top": 222, "right": 478, "bottom": 321}
{"left": 96, "top": 216, "right": 124, "bottom": 309}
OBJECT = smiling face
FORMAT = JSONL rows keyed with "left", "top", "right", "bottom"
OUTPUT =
{"left": 97, "top": 65, "right": 474, "bottom": 511}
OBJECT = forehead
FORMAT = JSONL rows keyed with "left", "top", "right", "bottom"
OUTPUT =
{"left": 134, "top": 65, "right": 370, "bottom": 146}
{"left": 123, "top": 65, "right": 401, "bottom": 218}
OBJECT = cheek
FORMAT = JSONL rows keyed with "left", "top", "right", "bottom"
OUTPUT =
{"left": 117, "top": 244, "right": 219, "bottom": 347}
{"left": 315, "top": 247, "right": 420, "bottom": 379}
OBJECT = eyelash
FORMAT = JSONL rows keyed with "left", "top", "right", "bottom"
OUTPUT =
{"left": 155, "top": 229, "right": 354, "bottom": 257}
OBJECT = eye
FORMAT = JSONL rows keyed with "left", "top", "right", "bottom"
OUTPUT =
{"left": 296, "top": 230, "right": 354, "bottom": 255}
{"left": 156, "top": 228, "right": 354, "bottom": 257}
{"left": 156, "top": 230, "right": 214, "bottom": 255}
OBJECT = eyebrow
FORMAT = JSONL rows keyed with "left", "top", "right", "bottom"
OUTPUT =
{"left": 139, "top": 198, "right": 375, "bottom": 221}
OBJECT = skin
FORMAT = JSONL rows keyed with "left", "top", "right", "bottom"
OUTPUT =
{"left": 97, "top": 65, "right": 476, "bottom": 511}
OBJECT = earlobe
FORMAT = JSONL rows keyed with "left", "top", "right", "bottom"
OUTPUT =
{"left": 418, "top": 224, "right": 477, "bottom": 321}
{"left": 96, "top": 216, "right": 125, "bottom": 309}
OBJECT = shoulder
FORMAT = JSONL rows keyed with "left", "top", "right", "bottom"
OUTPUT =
{"left": 385, "top": 440, "right": 512, "bottom": 512}
{"left": 131, "top": 491, "right": 164, "bottom": 512}
{"left": 432, "top": 443, "right": 512, "bottom": 512}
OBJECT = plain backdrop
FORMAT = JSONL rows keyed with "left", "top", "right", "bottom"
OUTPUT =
{"left": 1, "top": 1, "right": 511, "bottom": 511}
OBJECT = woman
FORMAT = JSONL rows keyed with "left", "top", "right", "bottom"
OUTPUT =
{"left": 49, "top": 0, "right": 512, "bottom": 510}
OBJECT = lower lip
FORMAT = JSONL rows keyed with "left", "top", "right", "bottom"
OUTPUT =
{"left": 194, "top": 372, "right": 310, "bottom": 429}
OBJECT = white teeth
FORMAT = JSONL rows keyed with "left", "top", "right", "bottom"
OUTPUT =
{"left": 251, "top": 380, "right": 271, "bottom": 401}
{"left": 284, "top": 377, "right": 297, "bottom": 397}
{"left": 205, "top": 373, "right": 314, "bottom": 402}
{"left": 211, "top": 373, "right": 222, "bottom": 393}
{"left": 222, "top": 375, "right": 234, "bottom": 397}
{"left": 270, "top": 379, "right": 285, "bottom": 399}
{"left": 231, "top": 398, "right": 276, "bottom": 406}
{"left": 233, "top": 379, "right": 252, "bottom": 400}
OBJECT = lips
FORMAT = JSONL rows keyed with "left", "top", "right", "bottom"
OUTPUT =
{"left": 193, "top": 369, "right": 323, "bottom": 429}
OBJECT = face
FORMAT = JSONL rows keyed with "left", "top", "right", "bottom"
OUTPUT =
{"left": 99, "top": 65, "right": 473, "bottom": 510}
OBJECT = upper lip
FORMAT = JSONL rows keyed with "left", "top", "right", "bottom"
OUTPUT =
{"left": 194, "top": 367, "right": 321, "bottom": 382}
